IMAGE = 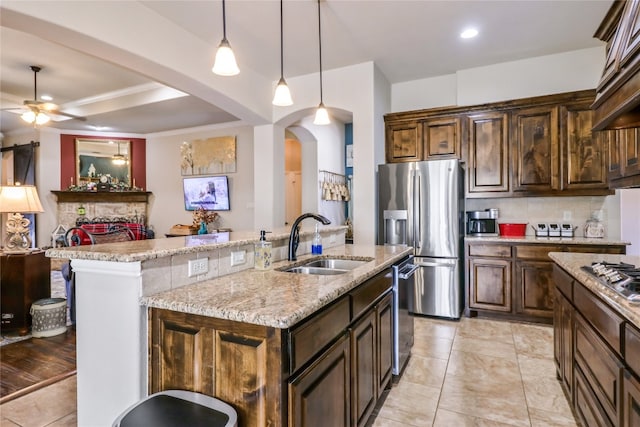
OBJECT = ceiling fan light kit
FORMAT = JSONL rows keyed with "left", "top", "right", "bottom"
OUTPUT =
{"left": 212, "top": 0, "right": 240, "bottom": 76}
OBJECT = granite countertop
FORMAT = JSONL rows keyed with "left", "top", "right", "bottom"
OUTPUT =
{"left": 142, "top": 244, "right": 413, "bottom": 329}
{"left": 465, "top": 235, "right": 630, "bottom": 246}
{"left": 45, "top": 225, "right": 347, "bottom": 262}
{"left": 549, "top": 252, "right": 640, "bottom": 327}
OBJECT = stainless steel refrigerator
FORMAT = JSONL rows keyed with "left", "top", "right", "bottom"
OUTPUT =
{"left": 377, "top": 159, "right": 465, "bottom": 319}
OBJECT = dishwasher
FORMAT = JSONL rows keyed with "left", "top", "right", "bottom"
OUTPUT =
{"left": 392, "top": 255, "right": 418, "bottom": 377}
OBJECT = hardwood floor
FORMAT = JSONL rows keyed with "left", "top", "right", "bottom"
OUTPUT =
{"left": 0, "top": 328, "right": 76, "bottom": 404}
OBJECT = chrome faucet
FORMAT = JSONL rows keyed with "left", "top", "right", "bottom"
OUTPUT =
{"left": 288, "top": 213, "right": 331, "bottom": 261}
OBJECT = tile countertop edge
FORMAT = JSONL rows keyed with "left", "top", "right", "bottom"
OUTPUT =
{"left": 465, "top": 236, "right": 631, "bottom": 246}
{"left": 44, "top": 225, "right": 348, "bottom": 262}
{"left": 142, "top": 245, "right": 414, "bottom": 329}
{"left": 549, "top": 252, "right": 640, "bottom": 328}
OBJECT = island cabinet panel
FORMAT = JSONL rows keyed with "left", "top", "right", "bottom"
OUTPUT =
{"left": 350, "top": 309, "right": 377, "bottom": 427}
{"left": 623, "top": 370, "right": 640, "bottom": 427}
{"left": 467, "top": 112, "right": 510, "bottom": 196}
{"left": 622, "top": 127, "right": 640, "bottom": 177}
{"left": 376, "top": 292, "right": 393, "bottom": 397}
{"left": 288, "top": 333, "right": 351, "bottom": 427}
{"left": 562, "top": 104, "right": 609, "bottom": 190}
{"left": 422, "top": 116, "right": 462, "bottom": 160}
{"left": 385, "top": 121, "right": 422, "bottom": 163}
{"left": 553, "top": 288, "right": 574, "bottom": 395}
{"left": 511, "top": 106, "right": 559, "bottom": 193}
{"left": 149, "top": 309, "right": 284, "bottom": 427}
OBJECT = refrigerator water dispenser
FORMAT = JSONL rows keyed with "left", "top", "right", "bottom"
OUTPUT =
{"left": 384, "top": 210, "right": 407, "bottom": 245}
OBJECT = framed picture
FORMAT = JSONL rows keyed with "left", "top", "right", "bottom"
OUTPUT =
{"left": 346, "top": 145, "right": 354, "bottom": 167}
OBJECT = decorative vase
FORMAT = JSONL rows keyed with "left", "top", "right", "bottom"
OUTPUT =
{"left": 198, "top": 221, "right": 207, "bottom": 235}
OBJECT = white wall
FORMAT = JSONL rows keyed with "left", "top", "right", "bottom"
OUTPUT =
{"left": 146, "top": 123, "right": 255, "bottom": 236}
{"left": 619, "top": 189, "right": 640, "bottom": 255}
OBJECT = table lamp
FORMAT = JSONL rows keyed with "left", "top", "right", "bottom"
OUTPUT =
{"left": 0, "top": 184, "right": 44, "bottom": 253}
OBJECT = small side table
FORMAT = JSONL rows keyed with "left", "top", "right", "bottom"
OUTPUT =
{"left": 1, "top": 250, "right": 51, "bottom": 335}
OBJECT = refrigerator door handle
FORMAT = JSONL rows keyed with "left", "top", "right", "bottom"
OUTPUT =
{"left": 416, "top": 260, "right": 456, "bottom": 267}
{"left": 398, "top": 263, "right": 419, "bottom": 280}
{"left": 414, "top": 172, "right": 421, "bottom": 250}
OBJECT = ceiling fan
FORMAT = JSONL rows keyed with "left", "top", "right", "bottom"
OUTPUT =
{"left": 4, "top": 65, "right": 86, "bottom": 126}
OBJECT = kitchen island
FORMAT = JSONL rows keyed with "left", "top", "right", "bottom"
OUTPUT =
{"left": 46, "top": 227, "right": 412, "bottom": 426}
{"left": 550, "top": 252, "right": 640, "bottom": 426}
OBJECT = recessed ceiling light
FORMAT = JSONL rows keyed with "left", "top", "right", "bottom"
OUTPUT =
{"left": 460, "top": 28, "right": 479, "bottom": 39}
{"left": 40, "top": 95, "right": 53, "bottom": 101}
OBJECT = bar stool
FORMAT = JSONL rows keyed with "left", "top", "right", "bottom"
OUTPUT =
{"left": 112, "top": 390, "right": 238, "bottom": 427}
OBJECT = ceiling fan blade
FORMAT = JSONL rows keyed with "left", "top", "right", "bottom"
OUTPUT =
{"left": 48, "top": 109, "right": 87, "bottom": 121}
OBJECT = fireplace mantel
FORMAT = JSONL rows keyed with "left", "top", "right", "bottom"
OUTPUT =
{"left": 52, "top": 191, "right": 152, "bottom": 203}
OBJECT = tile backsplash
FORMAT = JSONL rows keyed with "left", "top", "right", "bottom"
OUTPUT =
{"left": 465, "top": 194, "right": 621, "bottom": 238}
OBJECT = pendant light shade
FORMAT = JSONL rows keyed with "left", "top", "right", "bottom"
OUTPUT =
{"left": 212, "top": 0, "right": 239, "bottom": 76}
{"left": 314, "top": 0, "right": 330, "bottom": 125}
{"left": 273, "top": 0, "right": 293, "bottom": 106}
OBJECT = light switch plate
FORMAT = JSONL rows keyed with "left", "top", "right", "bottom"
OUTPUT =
{"left": 231, "top": 250, "right": 246, "bottom": 266}
{"left": 188, "top": 258, "right": 208, "bottom": 277}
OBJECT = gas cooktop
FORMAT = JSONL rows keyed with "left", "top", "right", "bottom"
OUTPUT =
{"left": 581, "top": 261, "right": 640, "bottom": 304}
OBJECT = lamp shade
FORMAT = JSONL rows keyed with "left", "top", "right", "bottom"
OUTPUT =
{"left": 0, "top": 185, "right": 44, "bottom": 213}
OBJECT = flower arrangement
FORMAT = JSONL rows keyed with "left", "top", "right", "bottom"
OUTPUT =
{"left": 192, "top": 206, "right": 219, "bottom": 228}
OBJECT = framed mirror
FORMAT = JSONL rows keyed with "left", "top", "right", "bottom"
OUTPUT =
{"left": 76, "top": 138, "right": 131, "bottom": 187}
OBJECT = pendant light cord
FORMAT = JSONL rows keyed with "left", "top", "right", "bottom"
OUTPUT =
{"left": 222, "top": 0, "right": 228, "bottom": 40}
{"left": 317, "top": 0, "right": 323, "bottom": 103}
{"left": 280, "top": 0, "right": 284, "bottom": 78}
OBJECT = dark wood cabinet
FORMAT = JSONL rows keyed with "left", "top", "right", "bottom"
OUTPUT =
{"left": 467, "top": 112, "right": 510, "bottom": 196}
{"left": 350, "top": 309, "right": 376, "bottom": 427}
{"left": 553, "top": 288, "right": 573, "bottom": 395}
{"left": 376, "top": 292, "right": 393, "bottom": 397}
{"left": 422, "top": 116, "right": 461, "bottom": 160}
{"left": 515, "top": 260, "right": 554, "bottom": 318}
{"left": 289, "top": 333, "right": 351, "bottom": 427}
{"left": 511, "top": 105, "right": 559, "bottom": 193}
{"left": 0, "top": 251, "right": 51, "bottom": 335}
{"left": 385, "top": 121, "right": 422, "bottom": 163}
{"left": 468, "top": 257, "right": 512, "bottom": 313}
{"left": 623, "top": 370, "right": 640, "bottom": 427}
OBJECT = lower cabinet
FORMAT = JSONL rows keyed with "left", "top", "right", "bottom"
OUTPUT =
{"left": 351, "top": 310, "right": 377, "bottom": 427}
{"left": 553, "top": 264, "right": 640, "bottom": 427}
{"left": 467, "top": 242, "right": 625, "bottom": 323}
{"left": 289, "top": 333, "right": 351, "bottom": 427}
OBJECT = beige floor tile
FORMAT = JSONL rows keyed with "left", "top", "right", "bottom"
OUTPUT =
{"left": 0, "top": 376, "right": 76, "bottom": 427}
{"left": 0, "top": 418, "right": 20, "bottom": 427}
{"left": 379, "top": 380, "right": 439, "bottom": 425}
{"left": 512, "top": 323, "right": 554, "bottom": 359}
{"left": 452, "top": 335, "right": 518, "bottom": 360}
{"left": 402, "top": 354, "right": 448, "bottom": 388}
{"left": 372, "top": 414, "right": 426, "bottom": 427}
{"left": 438, "top": 374, "right": 530, "bottom": 427}
{"left": 412, "top": 334, "right": 453, "bottom": 360}
{"left": 446, "top": 350, "right": 522, "bottom": 384}
{"left": 413, "top": 317, "right": 459, "bottom": 340}
{"left": 455, "top": 317, "right": 515, "bottom": 345}
{"left": 522, "top": 376, "right": 574, "bottom": 416}
{"left": 433, "top": 408, "right": 524, "bottom": 427}
{"left": 518, "top": 354, "right": 557, "bottom": 380}
{"left": 528, "top": 407, "right": 579, "bottom": 427}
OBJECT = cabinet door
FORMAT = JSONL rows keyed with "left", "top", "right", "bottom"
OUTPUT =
{"left": 618, "top": 0, "right": 640, "bottom": 68}
{"left": 289, "top": 333, "right": 351, "bottom": 427}
{"left": 351, "top": 310, "right": 377, "bottom": 427}
{"left": 467, "top": 112, "right": 510, "bottom": 195}
{"left": 377, "top": 292, "right": 393, "bottom": 396}
{"left": 468, "top": 258, "right": 512, "bottom": 312}
{"left": 623, "top": 370, "right": 640, "bottom": 427}
{"left": 562, "top": 104, "right": 608, "bottom": 190}
{"left": 515, "top": 260, "right": 554, "bottom": 319}
{"left": 553, "top": 289, "right": 573, "bottom": 395}
{"left": 422, "top": 116, "right": 461, "bottom": 160}
{"left": 385, "top": 121, "right": 422, "bottom": 163}
{"left": 512, "top": 106, "right": 559, "bottom": 192}
{"left": 605, "top": 129, "right": 623, "bottom": 180}
{"left": 622, "top": 127, "right": 640, "bottom": 177}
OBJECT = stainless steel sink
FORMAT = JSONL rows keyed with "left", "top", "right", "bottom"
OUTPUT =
{"left": 284, "top": 266, "right": 348, "bottom": 275}
{"left": 302, "top": 259, "right": 368, "bottom": 270}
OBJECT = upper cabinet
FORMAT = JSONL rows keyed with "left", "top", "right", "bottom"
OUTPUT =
{"left": 422, "top": 116, "right": 462, "bottom": 160}
{"left": 384, "top": 90, "right": 613, "bottom": 197}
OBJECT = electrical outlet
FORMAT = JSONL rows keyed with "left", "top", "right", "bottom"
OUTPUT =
{"left": 563, "top": 210, "right": 572, "bottom": 221}
{"left": 231, "top": 250, "right": 246, "bottom": 266}
{"left": 188, "top": 258, "right": 209, "bottom": 277}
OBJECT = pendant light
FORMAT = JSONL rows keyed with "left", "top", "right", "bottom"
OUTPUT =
{"left": 272, "top": 0, "right": 293, "bottom": 106}
{"left": 314, "top": 0, "right": 330, "bottom": 125}
{"left": 112, "top": 142, "right": 127, "bottom": 165}
{"left": 212, "top": 0, "right": 240, "bottom": 76}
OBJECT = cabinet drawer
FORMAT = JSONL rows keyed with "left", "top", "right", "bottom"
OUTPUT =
{"left": 625, "top": 324, "right": 640, "bottom": 376}
{"left": 575, "top": 314, "right": 623, "bottom": 425}
{"left": 515, "top": 245, "right": 563, "bottom": 260}
{"left": 574, "top": 282, "right": 624, "bottom": 355}
{"left": 350, "top": 269, "right": 392, "bottom": 321}
{"left": 289, "top": 297, "right": 350, "bottom": 374}
{"left": 553, "top": 265, "right": 573, "bottom": 300}
{"left": 468, "top": 244, "right": 511, "bottom": 258}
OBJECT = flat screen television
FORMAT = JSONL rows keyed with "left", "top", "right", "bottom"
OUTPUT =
{"left": 183, "top": 175, "right": 230, "bottom": 211}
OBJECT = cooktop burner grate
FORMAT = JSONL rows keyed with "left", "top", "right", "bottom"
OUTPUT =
{"left": 581, "top": 261, "right": 640, "bottom": 304}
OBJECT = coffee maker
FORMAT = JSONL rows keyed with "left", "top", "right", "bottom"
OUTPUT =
{"left": 466, "top": 209, "right": 499, "bottom": 236}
